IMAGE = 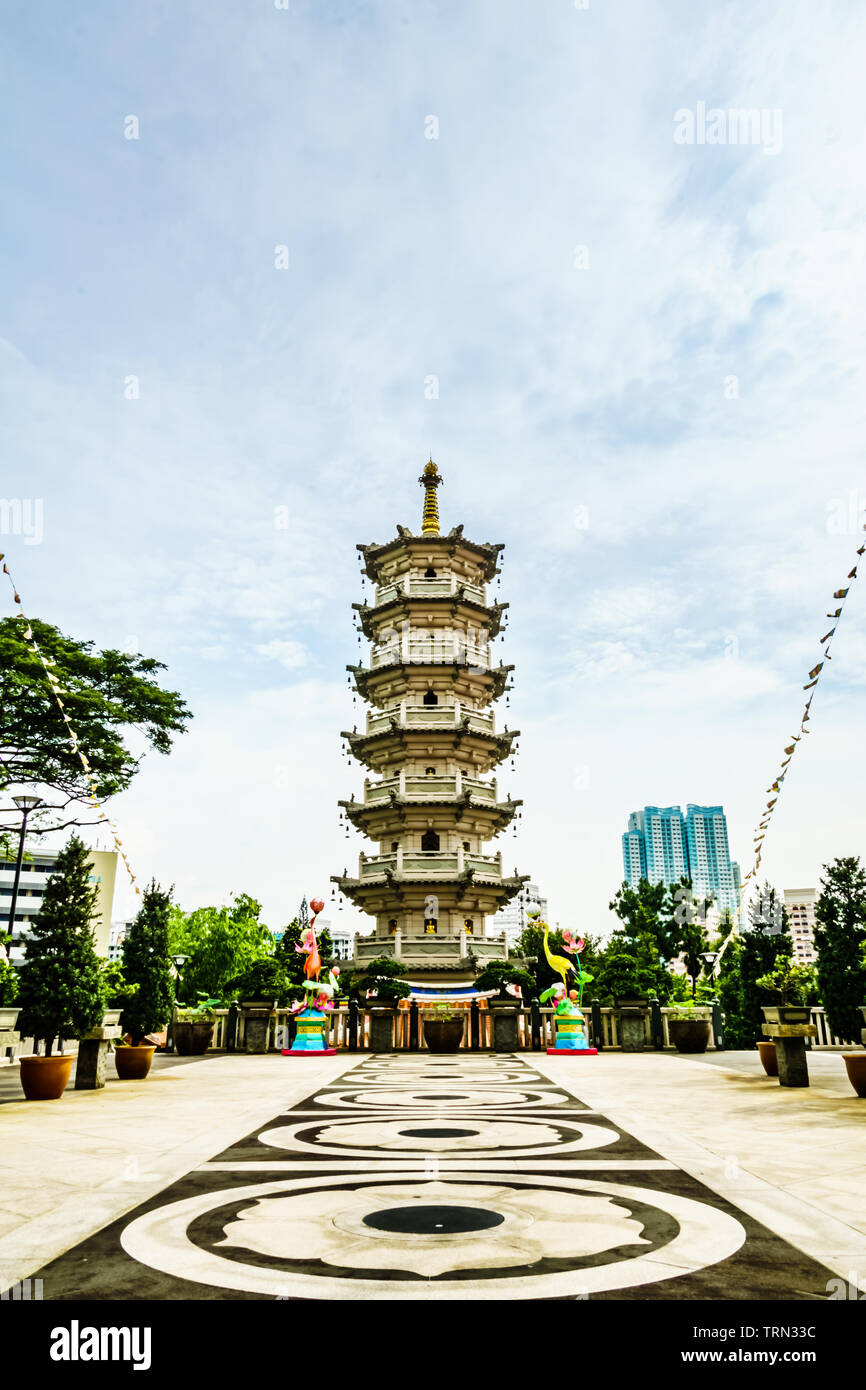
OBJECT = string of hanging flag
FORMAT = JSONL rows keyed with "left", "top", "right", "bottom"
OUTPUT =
{"left": 717, "top": 523, "right": 866, "bottom": 958}
{"left": 0, "top": 553, "right": 141, "bottom": 897}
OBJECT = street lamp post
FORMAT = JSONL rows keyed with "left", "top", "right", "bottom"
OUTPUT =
{"left": 5, "top": 795, "right": 43, "bottom": 958}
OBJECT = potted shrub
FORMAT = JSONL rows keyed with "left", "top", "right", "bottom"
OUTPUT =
{"left": 16, "top": 836, "right": 107, "bottom": 1100}
{"left": 228, "top": 957, "right": 291, "bottom": 1053}
{"left": 755, "top": 962, "right": 815, "bottom": 1025}
{"left": 358, "top": 957, "right": 411, "bottom": 1051}
{"left": 116, "top": 883, "right": 176, "bottom": 1079}
{"left": 422, "top": 1002, "right": 464, "bottom": 1053}
{"left": 174, "top": 994, "right": 221, "bottom": 1054}
{"left": 667, "top": 999, "right": 712, "bottom": 1054}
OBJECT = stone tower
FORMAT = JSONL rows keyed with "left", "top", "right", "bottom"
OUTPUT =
{"left": 333, "top": 461, "right": 529, "bottom": 982}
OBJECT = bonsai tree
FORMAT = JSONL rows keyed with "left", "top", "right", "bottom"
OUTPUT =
{"left": 474, "top": 960, "right": 535, "bottom": 1001}
{"left": 16, "top": 835, "right": 106, "bottom": 1055}
{"left": 357, "top": 956, "right": 411, "bottom": 1003}
{"left": 227, "top": 955, "right": 293, "bottom": 1005}
{"left": 755, "top": 961, "right": 817, "bottom": 1007}
{"left": 716, "top": 885, "right": 793, "bottom": 1046}
{"left": 595, "top": 929, "right": 665, "bottom": 1003}
{"left": 175, "top": 992, "right": 222, "bottom": 1022}
{"left": 121, "top": 881, "right": 176, "bottom": 1045}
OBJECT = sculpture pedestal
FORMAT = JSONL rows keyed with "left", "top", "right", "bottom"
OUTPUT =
{"left": 282, "top": 1008, "right": 336, "bottom": 1056}
{"left": 75, "top": 1025, "right": 122, "bottom": 1090}
{"left": 547, "top": 1008, "right": 597, "bottom": 1056}
{"left": 490, "top": 1002, "right": 520, "bottom": 1053}
{"left": 761, "top": 1023, "right": 817, "bottom": 1087}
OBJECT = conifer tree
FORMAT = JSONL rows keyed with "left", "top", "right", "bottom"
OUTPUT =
{"left": 815, "top": 857, "right": 866, "bottom": 1043}
{"left": 17, "top": 835, "right": 106, "bottom": 1055}
{"left": 121, "top": 880, "right": 175, "bottom": 1044}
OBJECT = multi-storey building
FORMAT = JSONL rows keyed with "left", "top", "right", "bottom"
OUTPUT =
{"left": 333, "top": 460, "right": 528, "bottom": 981}
{"left": 489, "top": 882, "right": 548, "bottom": 950}
{"left": 783, "top": 888, "right": 818, "bottom": 964}
{"left": 0, "top": 847, "right": 117, "bottom": 961}
{"left": 622, "top": 804, "right": 739, "bottom": 916}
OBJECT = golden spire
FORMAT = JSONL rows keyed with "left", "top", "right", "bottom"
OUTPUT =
{"left": 419, "top": 457, "right": 443, "bottom": 535}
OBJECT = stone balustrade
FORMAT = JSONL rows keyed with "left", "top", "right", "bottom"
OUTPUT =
{"left": 362, "top": 772, "right": 497, "bottom": 804}
{"left": 364, "top": 702, "right": 497, "bottom": 736}
{"left": 373, "top": 575, "right": 486, "bottom": 606}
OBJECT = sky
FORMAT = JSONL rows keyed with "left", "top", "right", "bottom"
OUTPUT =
{"left": 2, "top": 0, "right": 866, "bottom": 939}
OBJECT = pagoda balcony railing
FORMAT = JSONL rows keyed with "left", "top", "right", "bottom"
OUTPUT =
{"left": 369, "top": 636, "right": 491, "bottom": 670}
{"left": 362, "top": 772, "right": 498, "bottom": 804}
{"left": 357, "top": 848, "right": 504, "bottom": 880}
{"left": 374, "top": 576, "right": 486, "bottom": 606}
{"left": 364, "top": 702, "right": 496, "bottom": 736}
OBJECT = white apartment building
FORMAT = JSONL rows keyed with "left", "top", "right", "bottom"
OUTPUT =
{"left": 784, "top": 888, "right": 818, "bottom": 964}
{"left": 0, "top": 847, "right": 117, "bottom": 961}
{"left": 489, "top": 882, "right": 549, "bottom": 950}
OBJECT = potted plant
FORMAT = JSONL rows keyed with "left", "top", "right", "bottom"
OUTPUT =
{"left": 755, "top": 962, "right": 815, "bottom": 1024}
{"left": 116, "top": 883, "right": 176, "bottom": 1079}
{"left": 228, "top": 957, "right": 291, "bottom": 1053}
{"left": 667, "top": 998, "right": 712, "bottom": 1054}
{"left": 173, "top": 994, "right": 221, "bottom": 1054}
{"left": 358, "top": 957, "right": 411, "bottom": 1051}
{"left": 422, "top": 1002, "right": 464, "bottom": 1053}
{"left": 15, "top": 836, "right": 107, "bottom": 1100}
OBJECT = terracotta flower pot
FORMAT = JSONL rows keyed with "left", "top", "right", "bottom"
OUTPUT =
{"left": 114, "top": 1044, "right": 155, "bottom": 1080}
{"left": 757, "top": 1040, "right": 778, "bottom": 1076}
{"left": 422, "top": 1018, "right": 464, "bottom": 1053}
{"left": 842, "top": 1052, "right": 866, "bottom": 1098}
{"left": 20, "top": 1053, "right": 74, "bottom": 1101}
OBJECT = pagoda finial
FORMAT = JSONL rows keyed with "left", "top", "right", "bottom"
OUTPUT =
{"left": 419, "top": 456, "right": 443, "bottom": 535}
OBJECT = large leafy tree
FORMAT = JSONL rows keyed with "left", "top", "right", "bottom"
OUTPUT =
{"left": 814, "top": 857, "right": 866, "bottom": 1043}
{"left": 16, "top": 835, "right": 106, "bottom": 1054}
{"left": 121, "top": 881, "right": 175, "bottom": 1043}
{"left": 169, "top": 893, "right": 275, "bottom": 1004}
{"left": 0, "top": 616, "right": 191, "bottom": 835}
{"left": 717, "top": 884, "right": 792, "bottom": 1047}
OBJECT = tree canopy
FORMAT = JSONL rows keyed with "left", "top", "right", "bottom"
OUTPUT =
{"left": 815, "top": 857, "right": 866, "bottom": 1043}
{"left": 0, "top": 616, "right": 191, "bottom": 835}
{"left": 168, "top": 893, "right": 274, "bottom": 1004}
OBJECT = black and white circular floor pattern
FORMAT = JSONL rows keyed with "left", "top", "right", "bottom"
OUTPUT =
{"left": 119, "top": 1169, "right": 748, "bottom": 1299}
{"left": 31, "top": 1051, "right": 840, "bottom": 1300}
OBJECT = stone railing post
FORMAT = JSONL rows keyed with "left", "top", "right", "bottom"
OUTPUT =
{"left": 591, "top": 998, "right": 603, "bottom": 1051}
{"left": 409, "top": 1000, "right": 419, "bottom": 1050}
{"left": 348, "top": 998, "right": 359, "bottom": 1051}
{"left": 530, "top": 999, "right": 542, "bottom": 1050}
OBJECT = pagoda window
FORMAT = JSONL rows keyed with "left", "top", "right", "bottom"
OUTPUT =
{"left": 462, "top": 840, "right": 470, "bottom": 851}
{"left": 424, "top": 566, "right": 436, "bottom": 578}
{"left": 421, "top": 829, "right": 440, "bottom": 852}
{"left": 464, "top": 918, "right": 474, "bottom": 935}
{"left": 388, "top": 919, "right": 398, "bottom": 935}
{"left": 390, "top": 841, "right": 399, "bottom": 852}
{"left": 424, "top": 766, "right": 436, "bottom": 775}
{"left": 423, "top": 689, "right": 438, "bottom": 705}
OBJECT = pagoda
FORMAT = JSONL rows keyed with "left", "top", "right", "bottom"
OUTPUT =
{"left": 332, "top": 460, "right": 529, "bottom": 982}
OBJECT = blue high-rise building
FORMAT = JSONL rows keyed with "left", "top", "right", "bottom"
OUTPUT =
{"left": 622, "top": 803, "right": 739, "bottom": 915}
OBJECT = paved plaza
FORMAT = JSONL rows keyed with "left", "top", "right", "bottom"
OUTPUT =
{"left": 1, "top": 1049, "right": 864, "bottom": 1301}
